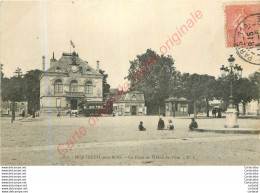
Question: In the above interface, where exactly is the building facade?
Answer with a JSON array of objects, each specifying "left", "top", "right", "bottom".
[
  {"left": 40, "top": 52, "right": 103, "bottom": 114},
  {"left": 112, "top": 91, "right": 146, "bottom": 116},
  {"left": 1, "top": 101, "right": 28, "bottom": 117},
  {"left": 165, "top": 97, "right": 189, "bottom": 117}
]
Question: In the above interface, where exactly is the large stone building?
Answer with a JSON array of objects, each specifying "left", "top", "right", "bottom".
[{"left": 40, "top": 52, "right": 103, "bottom": 114}]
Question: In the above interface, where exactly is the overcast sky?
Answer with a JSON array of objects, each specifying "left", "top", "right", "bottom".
[{"left": 1, "top": 0, "right": 259, "bottom": 88}]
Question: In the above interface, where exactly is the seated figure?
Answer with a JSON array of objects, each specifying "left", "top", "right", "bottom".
[
  {"left": 189, "top": 118, "right": 198, "bottom": 131},
  {"left": 139, "top": 121, "right": 146, "bottom": 131},
  {"left": 167, "top": 120, "right": 174, "bottom": 130}
]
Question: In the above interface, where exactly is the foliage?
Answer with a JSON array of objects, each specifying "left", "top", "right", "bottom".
[
  {"left": 23, "top": 69, "right": 42, "bottom": 113},
  {"left": 126, "top": 49, "right": 176, "bottom": 115},
  {"left": 176, "top": 73, "right": 217, "bottom": 117},
  {"left": 99, "top": 69, "right": 111, "bottom": 100}
]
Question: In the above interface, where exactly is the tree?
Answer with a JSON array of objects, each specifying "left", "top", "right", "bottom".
[
  {"left": 200, "top": 75, "right": 216, "bottom": 117},
  {"left": 125, "top": 49, "right": 176, "bottom": 115},
  {"left": 99, "top": 69, "right": 110, "bottom": 100},
  {"left": 0, "top": 64, "right": 4, "bottom": 80},
  {"left": 215, "top": 73, "right": 259, "bottom": 115},
  {"left": 249, "top": 71, "right": 260, "bottom": 102},
  {"left": 14, "top": 67, "right": 23, "bottom": 77},
  {"left": 23, "top": 70, "right": 42, "bottom": 114},
  {"left": 5, "top": 76, "right": 25, "bottom": 102},
  {"left": 235, "top": 78, "right": 258, "bottom": 115},
  {"left": 177, "top": 73, "right": 217, "bottom": 118}
]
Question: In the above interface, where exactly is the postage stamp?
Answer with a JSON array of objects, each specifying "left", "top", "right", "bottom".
[{"left": 225, "top": 4, "right": 260, "bottom": 65}]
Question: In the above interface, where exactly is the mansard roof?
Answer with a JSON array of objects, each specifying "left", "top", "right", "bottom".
[{"left": 45, "top": 52, "right": 102, "bottom": 76}]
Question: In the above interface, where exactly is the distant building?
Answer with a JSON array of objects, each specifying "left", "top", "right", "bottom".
[
  {"left": 40, "top": 52, "right": 103, "bottom": 114},
  {"left": 165, "top": 97, "right": 189, "bottom": 117},
  {"left": 112, "top": 90, "right": 146, "bottom": 116},
  {"left": 1, "top": 101, "right": 28, "bottom": 117}
]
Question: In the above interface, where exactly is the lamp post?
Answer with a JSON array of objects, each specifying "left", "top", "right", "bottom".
[{"left": 220, "top": 55, "right": 243, "bottom": 128}]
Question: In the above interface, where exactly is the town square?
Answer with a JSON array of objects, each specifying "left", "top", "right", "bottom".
[
  {"left": 1, "top": 1, "right": 260, "bottom": 166},
  {"left": 1, "top": 114, "right": 259, "bottom": 165}
]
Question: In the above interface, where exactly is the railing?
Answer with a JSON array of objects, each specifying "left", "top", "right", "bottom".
[{"left": 65, "top": 91, "right": 85, "bottom": 97}]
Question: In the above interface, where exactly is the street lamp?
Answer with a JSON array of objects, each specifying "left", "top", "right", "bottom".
[{"left": 220, "top": 55, "right": 243, "bottom": 128}]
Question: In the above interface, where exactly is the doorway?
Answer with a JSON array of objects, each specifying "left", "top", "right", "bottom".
[
  {"left": 71, "top": 99, "right": 78, "bottom": 110},
  {"left": 131, "top": 106, "right": 137, "bottom": 115}
]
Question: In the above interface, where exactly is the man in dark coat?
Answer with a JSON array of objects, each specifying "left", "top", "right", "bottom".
[
  {"left": 139, "top": 121, "right": 146, "bottom": 131},
  {"left": 157, "top": 117, "right": 165, "bottom": 130}
]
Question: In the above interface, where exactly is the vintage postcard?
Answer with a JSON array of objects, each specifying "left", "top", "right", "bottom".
[{"left": 0, "top": 0, "right": 259, "bottom": 166}]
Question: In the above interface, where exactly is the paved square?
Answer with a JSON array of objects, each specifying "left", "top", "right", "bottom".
[{"left": 1, "top": 116, "right": 260, "bottom": 165}]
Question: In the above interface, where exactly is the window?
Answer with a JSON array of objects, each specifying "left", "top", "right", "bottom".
[
  {"left": 70, "top": 80, "right": 78, "bottom": 92},
  {"left": 56, "top": 67, "right": 62, "bottom": 72},
  {"left": 54, "top": 79, "right": 63, "bottom": 94},
  {"left": 132, "top": 95, "right": 136, "bottom": 100},
  {"left": 125, "top": 106, "right": 130, "bottom": 112},
  {"left": 56, "top": 98, "right": 61, "bottom": 108},
  {"left": 85, "top": 81, "right": 93, "bottom": 94},
  {"left": 86, "top": 68, "right": 92, "bottom": 74}
]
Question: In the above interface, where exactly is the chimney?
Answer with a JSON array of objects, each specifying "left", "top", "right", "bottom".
[
  {"left": 96, "top": 60, "right": 99, "bottom": 71},
  {"left": 42, "top": 55, "right": 45, "bottom": 71},
  {"left": 50, "top": 52, "right": 57, "bottom": 66}
]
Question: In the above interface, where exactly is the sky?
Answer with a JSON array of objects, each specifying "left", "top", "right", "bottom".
[{"left": 0, "top": 0, "right": 259, "bottom": 88}]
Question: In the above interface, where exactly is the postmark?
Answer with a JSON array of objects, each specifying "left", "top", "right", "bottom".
[{"left": 234, "top": 13, "right": 260, "bottom": 65}]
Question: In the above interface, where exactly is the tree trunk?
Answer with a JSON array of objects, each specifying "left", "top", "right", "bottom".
[
  {"left": 206, "top": 98, "right": 209, "bottom": 117},
  {"left": 194, "top": 100, "right": 197, "bottom": 118},
  {"left": 242, "top": 102, "right": 246, "bottom": 115},
  {"left": 236, "top": 104, "right": 240, "bottom": 117}
]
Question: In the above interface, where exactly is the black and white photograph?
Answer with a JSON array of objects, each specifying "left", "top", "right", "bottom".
[{"left": 1, "top": 0, "right": 259, "bottom": 168}]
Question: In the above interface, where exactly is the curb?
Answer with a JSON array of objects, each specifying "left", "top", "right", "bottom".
[{"left": 194, "top": 128, "right": 260, "bottom": 134}]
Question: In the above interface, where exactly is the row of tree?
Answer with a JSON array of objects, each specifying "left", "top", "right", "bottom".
[
  {"left": 1, "top": 66, "right": 42, "bottom": 114},
  {"left": 126, "top": 49, "right": 259, "bottom": 116},
  {"left": 1, "top": 49, "right": 259, "bottom": 117}
]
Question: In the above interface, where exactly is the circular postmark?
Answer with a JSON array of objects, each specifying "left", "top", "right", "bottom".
[{"left": 234, "top": 13, "right": 260, "bottom": 65}]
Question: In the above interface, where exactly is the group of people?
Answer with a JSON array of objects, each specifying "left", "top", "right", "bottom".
[
  {"left": 138, "top": 117, "right": 198, "bottom": 132},
  {"left": 212, "top": 108, "right": 222, "bottom": 118}
]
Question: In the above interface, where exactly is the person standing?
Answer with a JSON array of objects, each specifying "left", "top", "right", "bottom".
[
  {"left": 212, "top": 108, "right": 216, "bottom": 118},
  {"left": 32, "top": 108, "right": 35, "bottom": 118},
  {"left": 57, "top": 109, "right": 60, "bottom": 118},
  {"left": 22, "top": 109, "right": 25, "bottom": 118},
  {"left": 11, "top": 102, "right": 15, "bottom": 123},
  {"left": 157, "top": 116, "right": 165, "bottom": 130}
]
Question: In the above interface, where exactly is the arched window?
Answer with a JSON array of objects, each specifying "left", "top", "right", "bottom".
[
  {"left": 132, "top": 95, "right": 136, "bottom": 100},
  {"left": 85, "top": 68, "right": 92, "bottom": 74},
  {"left": 56, "top": 67, "right": 62, "bottom": 72},
  {"left": 54, "top": 79, "right": 63, "bottom": 94},
  {"left": 85, "top": 81, "right": 93, "bottom": 94},
  {"left": 70, "top": 80, "right": 78, "bottom": 92}
]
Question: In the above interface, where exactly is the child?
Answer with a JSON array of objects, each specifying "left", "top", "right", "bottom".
[
  {"left": 139, "top": 121, "right": 146, "bottom": 131},
  {"left": 189, "top": 118, "right": 198, "bottom": 131},
  {"left": 167, "top": 119, "right": 174, "bottom": 130}
]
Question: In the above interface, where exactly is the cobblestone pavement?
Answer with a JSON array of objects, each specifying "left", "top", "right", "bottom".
[{"left": 1, "top": 116, "right": 260, "bottom": 165}]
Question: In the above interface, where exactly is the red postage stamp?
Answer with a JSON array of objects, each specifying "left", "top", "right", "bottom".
[
  {"left": 225, "top": 4, "right": 260, "bottom": 65},
  {"left": 225, "top": 4, "right": 260, "bottom": 48}
]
